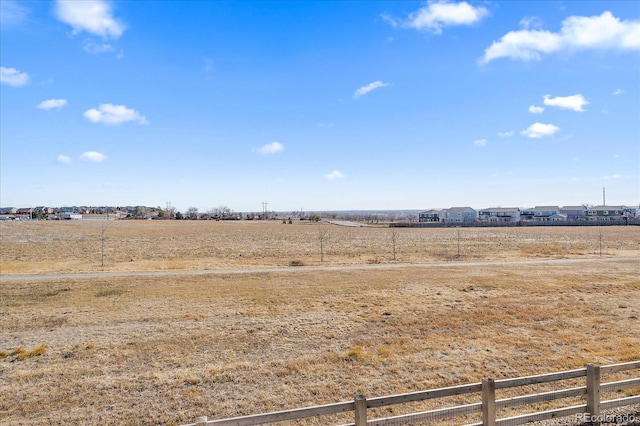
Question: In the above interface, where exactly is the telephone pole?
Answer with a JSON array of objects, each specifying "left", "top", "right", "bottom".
[{"left": 262, "top": 201, "right": 268, "bottom": 220}]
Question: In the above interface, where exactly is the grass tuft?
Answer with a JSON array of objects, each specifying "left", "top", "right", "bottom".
[
  {"left": 95, "top": 289, "right": 126, "bottom": 297},
  {"left": 10, "top": 344, "right": 47, "bottom": 361}
]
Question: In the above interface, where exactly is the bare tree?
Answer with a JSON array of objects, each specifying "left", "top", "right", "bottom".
[
  {"left": 318, "top": 225, "right": 329, "bottom": 262},
  {"left": 390, "top": 227, "right": 398, "bottom": 261},
  {"left": 186, "top": 207, "right": 199, "bottom": 220},
  {"left": 100, "top": 220, "right": 116, "bottom": 267},
  {"left": 210, "top": 205, "right": 233, "bottom": 219}
]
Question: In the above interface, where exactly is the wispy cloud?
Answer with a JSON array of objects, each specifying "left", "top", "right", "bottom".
[
  {"left": 55, "top": 0, "right": 126, "bottom": 39},
  {"left": 79, "top": 151, "right": 108, "bottom": 162},
  {"left": 0, "top": 67, "right": 29, "bottom": 87},
  {"left": 37, "top": 99, "right": 68, "bottom": 110},
  {"left": 84, "top": 104, "right": 147, "bottom": 125},
  {"left": 603, "top": 174, "right": 632, "bottom": 180},
  {"left": 203, "top": 57, "right": 215, "bottom": 73},
  {"left": 498, "top": 130, "right": 515, "bottom": 137},
  {"left": 473, "top": 139, "right": 487, "bottom": 147},
  {"left": 57, "top": 155, "right": 72, "bottom": 164},
  {"left": 83, "top": 40, "right": 115, "bottom": 54},
  {"left": 482, "top": 11, "right": 640, "bottom": 63},
  {"left": 324, "top": 170, "right": 345, "bottom": 180},
  {"left": 256, "top": 142, "right": 284, "bottom": 155},
  {"left": 519, "top": 16, "right": 543, "bottom": 30},
  {"left": 1, "top": 1, "right": 30, "bottom": 27},
  {"left": 353, "top": 81, "right": 389, "bottom": 99},
  {"left": 613, "top": 89, "right": 625, "bottom": 96},
  {"left": 385, "top": 1, "right": 489, "bottom": 34},
  {"left": 528, "top": 105, "right": 544, "bottom": 114},
  {"left": 521, "top": 122, "right": 560, "bottom": 138},
  {"left": 543, "top": 94, "right": 589, "bottom": 112}
]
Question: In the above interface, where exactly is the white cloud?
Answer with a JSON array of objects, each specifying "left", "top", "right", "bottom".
[
  {"left": 498, "top": 130, "right": 515, "bottom": 137},
  {"left": 543, "top": 94, "right": 589, "bottom": 112},
  {"left": 324, "top": 170, "right": 345, "bottom": 180},
  {"left": 528, "top": 105, "right": 545, "bottom": 114},
  {"left": 403, "top": 1, "right": 489, "bottom": 34},
  {"left": 353, "top": 81, "right": 389, "bottom": 99},
  {"left": 55, "top": 0, "right": 125, "bottom": 39},
  {"left": 79, "top": 151, "right": 108, "bottom": 162},
  {"left": 37, "top": 99, "right": 68, "bottom": 110},
  {"left": 473, "top": 139, "right": 487, "bottom": 147},
  {"left": 57, "top": 155, "right": 72, "bottom": 164},
  {"left": 521, "top": 122, "right": 560, "bottom": 138},
  {"left": 482, "top": 11, "right": 640, "bottom": 63},
  {"left": 84, "top": 104, "right": 147, "bottom": 125},
  {"left": 0, "top": 67, "right": 29, "bottom": 87},
  {"left": 613, "top": 89, "right": 625, "bottom": 96},
  {"left": 256, "top": 142, "right": 284, "bottom": 155}
]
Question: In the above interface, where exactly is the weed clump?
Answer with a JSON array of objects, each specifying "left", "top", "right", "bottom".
[
  {"left": 7, "top": 344, "right": 47, "bottom": 361},
  {"left": 289, "top": 259, "right": 305, "bottom": 267}
]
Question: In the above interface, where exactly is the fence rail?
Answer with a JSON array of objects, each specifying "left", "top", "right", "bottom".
[{"left": 185, "top": 361, "right": 639, "bottom": 426}]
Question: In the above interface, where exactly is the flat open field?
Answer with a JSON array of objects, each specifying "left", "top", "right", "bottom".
[
  {"left": 1, "top": 222, "right": 639, "bottom": 425},
  {"left": 1, "top": 220, "right": 638, "bottom": 274}
]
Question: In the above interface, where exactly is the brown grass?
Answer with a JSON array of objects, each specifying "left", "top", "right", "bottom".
[
  {"left": 0, "top": 222, "right": 638, "bottom": 425},
  {"left": 1, "top": 221, "right": 638, "bottom": 275}
]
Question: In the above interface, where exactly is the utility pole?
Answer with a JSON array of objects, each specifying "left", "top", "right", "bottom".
[
  {"left": 602, "top": 187, "right": 606, "bottom": 206},
  {"left": 262, "top": 201, "right": 268, "bottom": 220}
]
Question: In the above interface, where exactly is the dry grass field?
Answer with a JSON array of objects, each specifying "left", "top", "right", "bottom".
[
  {"left": 1, "top": 221, "right": 639, "bottom": 425},
  {"left": 1, "top": 220, "right": 638, "bottom": 274}
]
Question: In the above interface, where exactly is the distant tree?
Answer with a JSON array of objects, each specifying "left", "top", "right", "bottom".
[
  {"left": 186, "top": 207, "right": 199, "bottom": 220},
  {"left": 100, "top": 220, "right": 116, "bottom": 267},
  {"left": 210, "top": 205, "right": 233, "bottom": 219},
  {"left": 175, "top": 211, "right": 183, "bottom": 220},
  {"left": 390, "top": 227, "right": 398, "bottom": 261},
  {"left": 134, "top": 206, "right": 149, "bottom": 219},
  {"left": 318, "top": 225, "right": 329, "bottom": 262}
]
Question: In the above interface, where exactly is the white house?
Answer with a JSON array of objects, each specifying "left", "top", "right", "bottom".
[
  {"left": 560, "top": 206, "right": 587, "bottom": 220},
  {"left": 478, "top": 208, "right": 520, "bottom": 223},
  {"left": 440, "top": 207, "right": 477, "bottom": 224}
]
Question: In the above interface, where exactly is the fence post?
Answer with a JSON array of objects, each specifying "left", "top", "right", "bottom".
[
  {"left": 195, "top": 416, "right": 208, "bottom": 426},
  {"left": 586, "top": 363, "right": 601, "bottom": 418},
  {"left": 355, "top": 394, "right": 367, "bottom": 426},
  {"left": 482, "top": 378, "right": 496, "bottom": 426}
]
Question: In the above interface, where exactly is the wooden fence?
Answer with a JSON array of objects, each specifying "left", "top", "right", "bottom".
[{"left": 185, "top": 360, "right": 639, "bottom": 426}]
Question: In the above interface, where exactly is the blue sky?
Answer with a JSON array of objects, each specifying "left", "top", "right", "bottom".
[{"left": 1, "top": 1, "right": 639, "bottom": 213}]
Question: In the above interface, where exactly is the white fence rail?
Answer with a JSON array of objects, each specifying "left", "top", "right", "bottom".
[{"left": 185, "top": 361, "right": 640, "bottom": 426}]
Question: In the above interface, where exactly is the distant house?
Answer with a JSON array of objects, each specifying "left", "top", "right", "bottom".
[
  {"left": 440, "top": 207, "right": 477, "bottom": 224},
  {"left": 560, "top": 206, "right": 587, "bottom": 220},
  {"left": 622, "top": 206, "right": 639, "bottom": 218},
  {"left": 16, "top": 208, "right": 33, "bottom": 217},
  {"left": 520, "top": 206, "right": 560, "bottom": 222},
  {"left": 34, "top": 206, "right": 53, "bottom": 215},
  {"left": 549, "top": 213, "right": 568, "bottom": 222},
  {"left": 0, "top": 207, "right": 17, "bottom": 215},
  {"left": 60, "top": 213, "right": 83, "bottom": 220},
  {"left": 586, "top": 206, "right": 626, "bottom": 221},
  {"left": 478, "top": 208, "right": 520, "bottom": 223},
  {"left": 418, "top": 209, "right": 441, "bottom": 222}
]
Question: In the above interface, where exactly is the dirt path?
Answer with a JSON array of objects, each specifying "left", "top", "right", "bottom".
[{"left": 1, "top": 256, "right": 637, "bottom": 282}]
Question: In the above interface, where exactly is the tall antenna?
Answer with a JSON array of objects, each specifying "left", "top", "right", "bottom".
[
  {"left": 602, "top": 187, "right": 606, "bottom": 206},
  {"left": 262, "top": 201, "right": 268, "bottom": 220}
]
